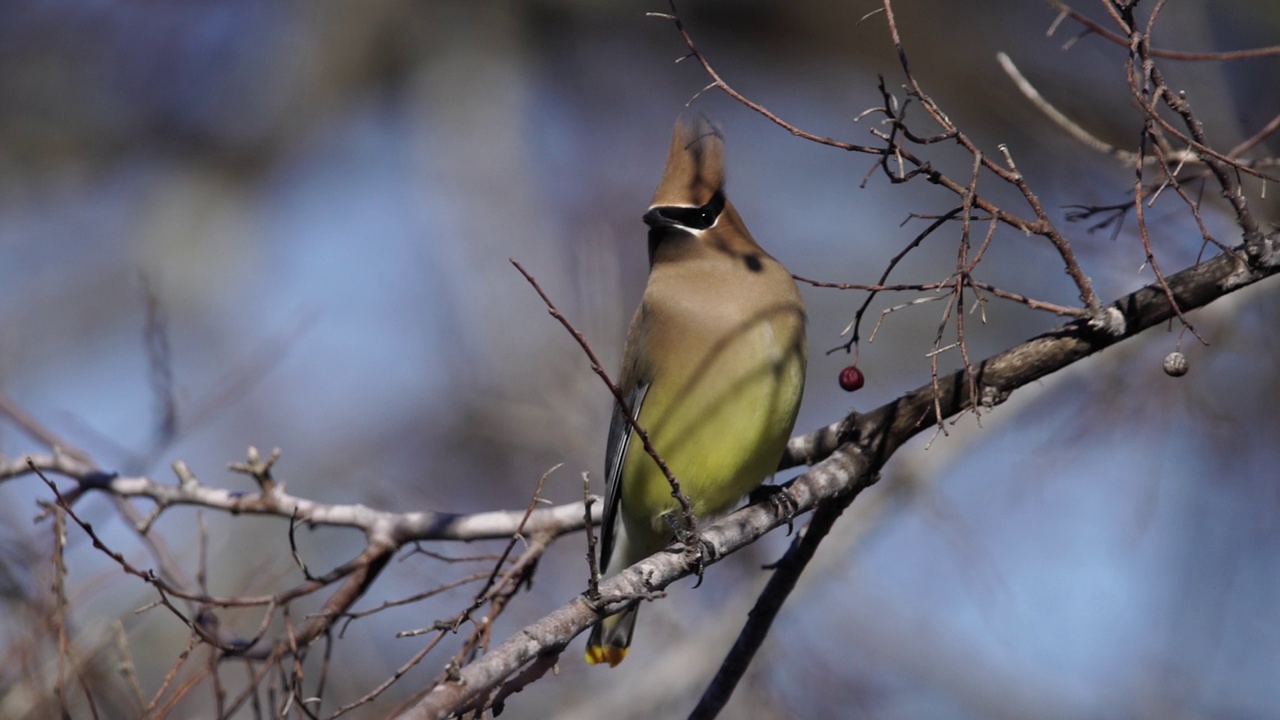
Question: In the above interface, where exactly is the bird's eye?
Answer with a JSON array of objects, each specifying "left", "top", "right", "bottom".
[{"left": 699, "top": 191, "right": 725, "bottom": 229}]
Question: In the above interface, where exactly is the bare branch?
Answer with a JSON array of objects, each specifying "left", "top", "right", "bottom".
[
  {"left": 401, "top": 236, "right": 1280, "bottom": 718},
  {"left": 4, "top": 453, "right": 595, "bottom": 545},
  {"left": 1045, "top": 0, "right": 1280, "bottom": 61}
]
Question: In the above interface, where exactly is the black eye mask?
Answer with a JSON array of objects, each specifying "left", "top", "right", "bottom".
[{"left": 648, "top": 190, "right": 725, "bottom": 231}]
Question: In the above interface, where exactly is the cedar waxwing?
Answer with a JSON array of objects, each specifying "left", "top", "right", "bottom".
[{"left": 585, "top": 116, "right": 808, "bottom": 666}]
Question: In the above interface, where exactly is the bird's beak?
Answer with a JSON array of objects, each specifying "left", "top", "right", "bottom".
[{"left": 642, "top": 207, "right": 671, "bottom": 228}]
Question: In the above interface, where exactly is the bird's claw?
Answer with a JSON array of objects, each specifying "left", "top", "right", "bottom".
[{"left": 749, "top": 483, "right": 798, "bottom": 535}]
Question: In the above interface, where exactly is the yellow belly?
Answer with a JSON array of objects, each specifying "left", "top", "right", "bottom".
[{"left": 620, "top": 319, "right": 805, "bottom": 535}]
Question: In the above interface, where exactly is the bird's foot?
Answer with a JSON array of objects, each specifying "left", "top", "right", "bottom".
[
  {"left": 663, "top": 510, "right": 715, "bottom": 588},
  {"left": 749, "top": 483, "right": 798, "bottom": 535}
]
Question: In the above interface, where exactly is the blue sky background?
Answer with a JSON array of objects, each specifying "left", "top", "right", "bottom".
[{"left": 1, "top": 2, "right": 1278, "bottom": 718}]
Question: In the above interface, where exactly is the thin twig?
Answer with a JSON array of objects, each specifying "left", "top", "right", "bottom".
[
  {"left": 509, "top": 259, "right": 701, "bottom": 553},
  {"left": 1045, "top": 0, "right": 1280, "bottom": 61}
]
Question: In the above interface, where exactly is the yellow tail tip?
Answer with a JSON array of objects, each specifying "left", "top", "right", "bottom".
[{"left": 585, "top": 645, "right": 627, "bottom": 667}]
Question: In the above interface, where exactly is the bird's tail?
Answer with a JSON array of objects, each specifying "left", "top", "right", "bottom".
[{"left": 585, "top": 605, "right": 639, "bottom": 667}]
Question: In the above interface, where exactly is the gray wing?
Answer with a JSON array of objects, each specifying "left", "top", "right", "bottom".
[{"left": 598, "top": 381, "right": 649, "bottom": 573}]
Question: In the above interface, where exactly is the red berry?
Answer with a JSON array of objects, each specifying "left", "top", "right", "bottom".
[{"left": 839, "top": 365, "right": 865, "bottom": 391}]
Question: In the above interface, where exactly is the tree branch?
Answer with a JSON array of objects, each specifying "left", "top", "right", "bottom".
[{"left": 399, "top": 236, "right": 1279, "bottom": 718}]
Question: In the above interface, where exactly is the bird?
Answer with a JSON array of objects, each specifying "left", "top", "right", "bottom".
[{"left": 585, "top": 115, "right": 808, "bottom": 667}]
